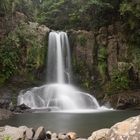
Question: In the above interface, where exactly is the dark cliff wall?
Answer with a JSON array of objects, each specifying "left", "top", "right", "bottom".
[{"left": 69, "top": 23, "right": 140, "bottom": 96}]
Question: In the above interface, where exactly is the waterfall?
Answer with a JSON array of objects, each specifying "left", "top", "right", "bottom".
[
  {"left": 47, "top": 32, "right": 71, "bottom": 83},
  {"left": 18, "top": 31, "right": 111, "bottom": 112}
]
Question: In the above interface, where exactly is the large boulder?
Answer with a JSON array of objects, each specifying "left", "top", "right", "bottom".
[
  {"left": 0, "top": 126, "right": 26, "bottom": 140},
  {"left": 107, "top": 115, "right": 140, "bottom": 140},
  {"left": 34, "top": 126, "right": 46, "bottom": 140},
  {"left": 88, "top": 129, "right": 109, "bottom": 140},
  {"left": 19, "top": 126, "right": 35, "bottom": 139}
]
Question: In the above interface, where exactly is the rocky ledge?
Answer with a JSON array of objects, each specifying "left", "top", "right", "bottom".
[
  {"left": 104, "top": 90, "right": 140, "bottom": 110},
  {"left": 0, "top": 115, "right": 140, "bottom": 140}
]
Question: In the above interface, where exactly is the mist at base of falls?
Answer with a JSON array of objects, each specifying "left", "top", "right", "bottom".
[{"left": 18, "top": 31, "right": 112, "bottom": 112}]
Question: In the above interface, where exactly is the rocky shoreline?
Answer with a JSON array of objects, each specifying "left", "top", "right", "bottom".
[
  {"left": 0, "top": 115, "right": 140, "bottom": 140},
  {"left": 0, "top": 109, "right": 12, "bottom": 121}
]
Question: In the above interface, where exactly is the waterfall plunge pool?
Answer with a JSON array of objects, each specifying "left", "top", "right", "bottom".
[{"left": 0, "top": 110, "right": 139, "bottom": 137}]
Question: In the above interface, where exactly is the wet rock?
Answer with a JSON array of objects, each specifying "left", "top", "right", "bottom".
[
  {"left": 18, "top": 126, "right": 35, "bottom": 139},
  {"left": 34, "top": 126, "right": 46, "bottom": 140},
  {"left": 58, "top": 133, "right": 68, "bottom": 140},
  {"left": 67, "top": 132, "right": 77, "bottom": 140},
  {"left": 13, "top": 103, "right": 31, "bottom": 113},
  {"left": 104, "top": 91, "right": 140, "bottom": 109},
  {"left": 88, "top": 129, "right": 109, "bottom": 140},
  {"left": 18, "top": 103, "right": 31, "bottom": 110},
  {"left": 52, "top": 133, "right": 58, "bottom": 139},
  {"left": 107, "top": 115, "right": 140, "bottom": 140},
  {"left": 116, "top": 94, "right": 140, "bottom": 110},
  {"left": 46, "top": 131, "right": 52, "bottom": 139}
]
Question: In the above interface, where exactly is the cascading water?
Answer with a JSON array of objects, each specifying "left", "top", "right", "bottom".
[{"left": 18, "top": 31, "right": 110, "bottom": 112}]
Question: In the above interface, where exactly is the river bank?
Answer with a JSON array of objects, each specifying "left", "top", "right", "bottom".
[{"left": 0, "top": 109, "right": 12, "bottom": 121}]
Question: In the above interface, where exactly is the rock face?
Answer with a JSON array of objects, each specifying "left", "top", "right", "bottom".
[
  {"left": 69, "top": 24, "right": 140, "bottom": 95},
  {"left": 107, "top": 38, "right": 118, "bottom": 78},
  {"left": 69, "top": 30, "right": 96, "bottom": 90},
  {"left": 104, "top": 91, "right": 140, "bottom": 109}
]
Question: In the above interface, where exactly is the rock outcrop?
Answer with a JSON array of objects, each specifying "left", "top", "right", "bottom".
[
  {"left": 107, "top": 115, "right": 140, "bottom": 140},
  {"left": 104, "top": 91, "right": 140, "bottom": 109},
  {"left": 68, "top": 24, "right": 140, "bottom": 108},
  {"left": 88, "top": 115, "right": 140, "bottom": 140}
]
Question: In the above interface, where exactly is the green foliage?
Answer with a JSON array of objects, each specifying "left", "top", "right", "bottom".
[
  {"left": 72, "top": 59, "right": 93, "bottom": 90},
  {"left": 77, "top": 35, "right": 87, "bottom": 46},
  {"left": 109, "top": 69, "right": 129, "bottom": 92},
  {"left": 128, "top": 45, "right": 140, "bottom": 70},
  {"left": 3, "top": 135, "right": 12, "bottom": 140},
  {"left": 98, "top": 46, "right": 107, "bottom": 83},
  {"left": 0, "top": 32, "right": 20, "bottom": 81},
  {"left": 0, "top": 21, "right": 46, "bottom": 84},
  {"left": 36, "top": 0, "right": 118, "bottom": 29},
  {"left": 120, "top": 1, "right": 140, "bottom": 45}
]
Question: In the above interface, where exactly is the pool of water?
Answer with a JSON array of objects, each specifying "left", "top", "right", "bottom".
[{"left": 0, "top": 110, "right": 139, "bottom": 137}]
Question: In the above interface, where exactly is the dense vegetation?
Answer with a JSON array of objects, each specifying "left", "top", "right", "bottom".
[{"left": 0, "top": 0, "right": 140, "bottom": 93}]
